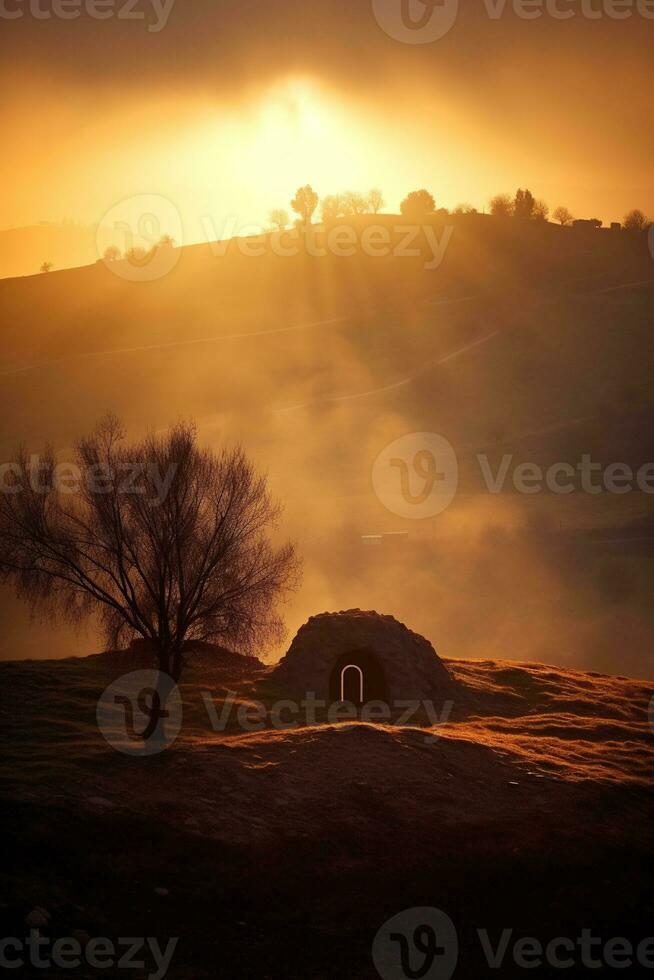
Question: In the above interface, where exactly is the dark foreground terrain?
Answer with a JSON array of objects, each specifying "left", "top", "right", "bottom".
[{"left": 1, "top": 647, "right": 653, "bottom": 978}]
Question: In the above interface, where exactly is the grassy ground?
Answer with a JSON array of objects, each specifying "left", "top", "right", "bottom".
[{"left": 2, "top": 648, "right": 653, "bottom": 977}]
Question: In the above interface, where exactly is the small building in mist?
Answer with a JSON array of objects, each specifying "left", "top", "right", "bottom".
[
  {"left": 573, "top": 218, "right": 602, "bottom": 230},
  {"left": 271, "top": 609, "right": 452, "bottom": 707}
]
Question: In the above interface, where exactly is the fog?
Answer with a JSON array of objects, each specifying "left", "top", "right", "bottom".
[{"left": 1, "top": 228, "right": 652, "bottom": 677}]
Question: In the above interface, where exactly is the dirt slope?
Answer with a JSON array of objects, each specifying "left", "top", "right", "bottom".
[{"left": 1, "top": 651, "right": 653, "bottom": 977}]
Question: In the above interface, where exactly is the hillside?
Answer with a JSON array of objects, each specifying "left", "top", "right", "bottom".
[
  {"left": 1, "top": 217, "right": 654, "bottom": 675},
  {"left": 1, "top": 648, "right": 653, "bottom": 978},
  {"left": 0, "top": 223, "right": 100, "bottom": 281}
]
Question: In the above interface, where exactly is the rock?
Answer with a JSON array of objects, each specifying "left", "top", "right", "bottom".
[
  {"left": 25, "top": 907, "right": 50, "bottom": 928},
  {"left": 271, "top": 609, "right": 453, "bottom": 703}
]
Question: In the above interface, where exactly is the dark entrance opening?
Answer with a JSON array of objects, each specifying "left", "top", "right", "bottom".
[{"left": 328, "top": 649, "right": 388, "bottom": 707}]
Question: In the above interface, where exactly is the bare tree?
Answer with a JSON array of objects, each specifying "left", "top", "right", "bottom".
[
  {"left": 623, "top": 209, "right": 648, "bottom": 233},
  {"left": 269, "top": 209, "right": 290, "bottom": 232},
  {"left": 489, "top": 194, "right": 513, "bottom": 218},
  {"left": 553, "top": 206, "right": 574, "bottom": 226},
  {"left": 514, "top": 188, "right": 536, "bottom": 220},
  {"left": 320, "top": 195, "right": 344, "bottom": 223},
  {"left": 367, "top": 188, "right": 385, "bottom": 214},
  {"left": 0, "top": 418, "right": 300, "bottom": 730},
  {"left": 290, "top": 185, "right": 319, "bottom": 225},
  {"left": 40, "top": 262, "right": 53, "bottom": 273},
  {"left": 342, "top": 191, "right": 367, "bottom": 216},
  {"left": 532, "top": 199, "right": 549, "bottom": 222}
]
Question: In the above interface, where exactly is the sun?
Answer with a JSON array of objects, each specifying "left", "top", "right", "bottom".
[
  {"left": 238, "top": 77, "right": 373, "bottom": 203},
  {"left": 144, "top": 76, "right": 393, "bottom": 240},
  {"left": 260, "top": 78, "right": 329, "bottom": 141}
]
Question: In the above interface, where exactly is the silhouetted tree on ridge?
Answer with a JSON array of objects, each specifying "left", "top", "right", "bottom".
[
  {"left": 489, "top": 194, "right": 513, "bottom": 218},
  {"left": 513, "top": 188, "right": 536, "bottom": 220},
  {"left": 319, "top": 189, "right": 385, "bottom": 221},
  {"left": 291, "top": 185, "right": 319, "bottom": 225},
  {"left": 489, "top": 189, "right": 552, "bottom": 222},
  {"left": 553, "top": 206, "right": 574, "bottom": 226},
  {"left": 400, "top": 189, "right": 435, "bottom": 219},
  {"left": 320, "top": 195, "right": 343, "bottom": 222},
  {"left": 342, "top": 191, "right": 367, "bottom": 215},
  {"left": 368, "top": 188, "right": 385, "bottom": 214},
  {"left": 269, "top": 208, "right": 290, "bottom": 232},
  {"left": 623, "top": 209, "right": 649, "bottom": 233},
  {"left": 532, "top": 199, "right": 549, "bottom": 221}
]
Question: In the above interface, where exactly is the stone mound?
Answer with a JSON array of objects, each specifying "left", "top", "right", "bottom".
[{"left": 272, "top": 609, "right": 453, "bottom": 702}]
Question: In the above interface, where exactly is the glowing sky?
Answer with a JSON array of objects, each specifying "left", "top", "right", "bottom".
[{"left": 1, "top": 0, "right": 652, "bottom": 233}]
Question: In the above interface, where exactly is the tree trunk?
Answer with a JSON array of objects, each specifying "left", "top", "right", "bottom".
[
  {"left": 171, "top": 645, "right": 184, "bottom": 683},
  {"left": 136, "top": 648, "right": 178, "bottom": 743}
]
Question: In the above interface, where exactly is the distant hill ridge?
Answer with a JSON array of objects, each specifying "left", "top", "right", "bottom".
[{"left": 0, "top": 222, "right": 99, "bottom": 280}]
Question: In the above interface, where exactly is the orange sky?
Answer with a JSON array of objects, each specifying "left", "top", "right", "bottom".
[{"left": 1, "top": 1, "right": 653, "bottom": 233}]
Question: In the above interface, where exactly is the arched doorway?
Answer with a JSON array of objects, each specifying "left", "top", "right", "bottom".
[
  {"left": 340, "top": 664, "right": 364, "bottom": 703},
  {"left": 328, "top": 649, "right": 388, "bottom": 706}
]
